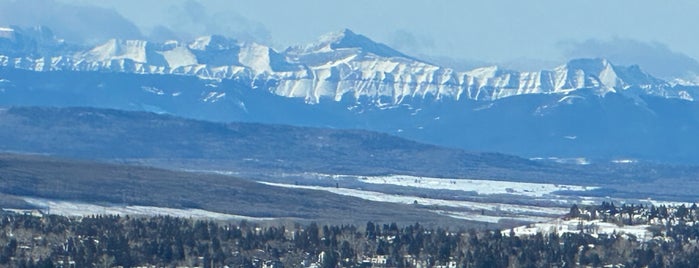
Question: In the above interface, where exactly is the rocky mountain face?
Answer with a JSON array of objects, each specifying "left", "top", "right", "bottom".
[
  {"left": 1, "top": 27, "right": 695, "bottom": 103},
  {"left": 1, "top": 26, "right": 699, "bottom": 163}
]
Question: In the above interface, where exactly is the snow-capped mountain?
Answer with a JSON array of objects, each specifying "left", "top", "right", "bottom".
[
  {"left": 2, "top": 26, "right": 699, "bottom": 164},
  {"left": 0, "top": 26, "right": 694, "bottom": 105}
]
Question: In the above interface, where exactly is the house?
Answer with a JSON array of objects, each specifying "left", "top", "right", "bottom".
[{"left": 370, "top": 255, "right": 388, "bottom": 265}]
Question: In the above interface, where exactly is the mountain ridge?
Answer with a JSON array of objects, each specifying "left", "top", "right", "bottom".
[
  {"left": 0, "top": 26, "right": 694, "bottom": 105},
  {"left": 4, "top": 105, "right": 699, "bottom": 185},
  {"left": 0, "top": 105, "right": 559, "bottom": 180},
  {"left": 2, "top": 27, "right": 699, "bottom": 164}
]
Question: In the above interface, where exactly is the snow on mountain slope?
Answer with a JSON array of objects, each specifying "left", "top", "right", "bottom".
[
  {"left": 157, "top": 42, "right": 198, "bottom": 68},
  {"left": 0, "top": 26, "right": 693, "bottom": 104},
  {"left": 286, "top": 29, "right": 413, "bottom": 59},
  {"left": 83, "top": 39, "right": 149, "bottom": 63},
  {"left": 0, "top": 27, "right": 14, "bottom": 39}
]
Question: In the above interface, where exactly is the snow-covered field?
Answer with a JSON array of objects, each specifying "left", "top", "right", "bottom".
[
  {"left": 20, "top": 197, "right": 274, "bottom": 221},
  {"left": 257, "top": 173, "right": 627, "bottom": 225},
  {"left": 260, "top": 173, "right": 689, "bottom": 226},
  {"left": 432, "top": 210, "right": 554, "bottom": 224},
  {"left": 261, "top": 182, "right": 567, "bottom": 223},
  {"left": 505, "top": 218, "right": 652, "bottom": 241},
  {"left": 360, "top": 175, "right": 596, "bottom": 197}
]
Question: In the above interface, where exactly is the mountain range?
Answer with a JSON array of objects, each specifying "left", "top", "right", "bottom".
[
  {"left": 1, "top": 26, "right": 696, "bottom": 102},
  {"left": 1, "top": 26, "right": 699, "bottom": 163}
]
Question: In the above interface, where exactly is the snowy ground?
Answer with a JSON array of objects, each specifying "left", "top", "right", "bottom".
[
  {"left": 359, "top": 174, "right": 596, "bottom": 197},
  {"left": 431, "top": 210, "right": 554, "bottom": 224},
  {"left": 261, "top": 182, "right": 567, "bottom": 224},
  {"left": 258, "top": 173, "right": 689, "bottom": 226},
  {"left": 505, "top": 218, "right": 652, "bottom": 241},
  {"left": 19, "top": 197, "right": 274, "bottom": 221},
  {"left": 14, "top": 169, "right": 686, "bottom": 227}
]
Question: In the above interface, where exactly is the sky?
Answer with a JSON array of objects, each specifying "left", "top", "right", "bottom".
[{"left": 1, "top": 0, "right": 699, "bottom": 77}]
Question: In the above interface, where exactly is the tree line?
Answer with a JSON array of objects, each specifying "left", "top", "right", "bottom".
[{"left": 0, "top": 203, "right": 698, "bottom": 267}]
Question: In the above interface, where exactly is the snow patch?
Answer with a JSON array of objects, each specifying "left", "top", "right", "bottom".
[
  {"left": 358, "top": 174, "right": 595, "bottom": 197},
  {"left": 159, "top": 45, "right": 198, "bottom": 68},
  {"left": 21, "top": 197, "right": 274, "bottom": 221},
  {"left": 202, "top": 91, "right": 226, "bottom": 102},
  {"left": 612, "top": 159, "right": 637, "bottom": 164},
  {"left": 505, "top": 218, "right": 652, "bottom": 241},
  {"left": 532, "top": 157, "right": 590, "bottom": 165},
  {"left": 558, "top": 95, "right": 585, "bottom": 104},
  {"left": 141, "top": 86, "right": 165, "bottom": 95},
  {"left": 678, "top": 90, "right": 694, "bottom": 101}
]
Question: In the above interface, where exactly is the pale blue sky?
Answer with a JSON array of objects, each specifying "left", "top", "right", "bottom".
[{"left": 5, "top": 0, "right": 699, "bottom": 73}]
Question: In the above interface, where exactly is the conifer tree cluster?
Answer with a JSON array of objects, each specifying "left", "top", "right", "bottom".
[{"left": 0, "top": 203, "right": 698, "bottom": 267}]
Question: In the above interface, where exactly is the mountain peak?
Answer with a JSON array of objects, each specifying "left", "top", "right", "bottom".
[
  {"left": 287, "top": 28, "right": 412, "bottom": 59},
  {"left": 316, "top": 28, "right": 359, "bottom": 46},
  {"left": 563, "top": 58, "right": 613, "bottom": 72},
  {"left": 0, "top": 26, "right": 16, "bottom": 39},
  {"left": 188, "top": 35, "right": 238, "bottom": 51},
  {"left": 555, "top": 57, "right": 666, "bottom": 90},
  {"left": 0, "top": 25, "right": 72, "bottom": 57},
  {"left": 82, "top": 38, "right": 150, "bottom": 63}
]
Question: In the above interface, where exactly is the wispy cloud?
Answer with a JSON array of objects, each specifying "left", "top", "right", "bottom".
[
  {"left": 387, "top": 29, "right": 434, "bottom": 55},
  {"left": 559, "top": 38, "right": 699, "bottom": 80},
  {"left": 153, "top": 0, "right": 272, "bottom": 43},
  {"left": 0, "top": 0, "right": 272, "bottom": 45},
  {"left": 0, "top": 0, "right": 143, "bottom": 44}
]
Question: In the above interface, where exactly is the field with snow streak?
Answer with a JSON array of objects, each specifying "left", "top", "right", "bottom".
[
  {"left": 257, "top": 173, "right": 690, "bottom": 227},
  {"left": 360, "top": 174, "right": 596, "bottom": 197},
  {"left": 18, "top": 197, "right": 275, "bottom": 221},
  {"left": 261, "top": 181, "right": 567, "bottom": 222}
]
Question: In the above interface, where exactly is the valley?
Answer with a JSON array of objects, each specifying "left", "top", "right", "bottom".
[
  {"left": 0, "top": 153, "right": 470, "bottom": 226},
  {"left": 1, "top": 2, "right": 699, "bottom": 267},
  {"left": 0, "top": 106, "right": 696, "bottom": 228}
]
